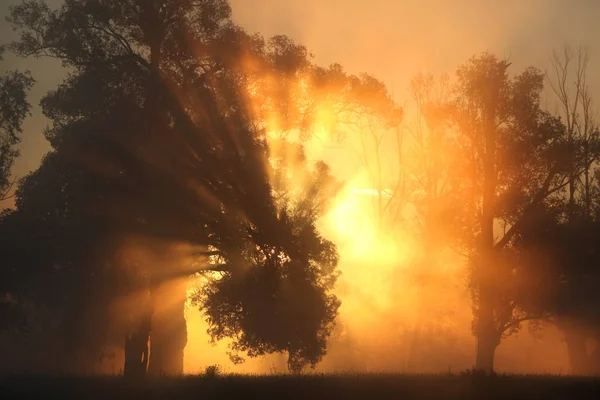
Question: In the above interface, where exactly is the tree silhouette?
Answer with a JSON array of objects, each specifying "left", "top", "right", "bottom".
[
  {"left": 444, "top": 53, "right": 591, "bottom": 373},
  {"left": 542, "top": 45, "right": 600, "bottom": 374},
  {"left": 0, "top": 46, "right": 34, "bottom": 202},
  {"left": 546, "top": 46, "right": 599, "bottom": 217},
  {"left": 0, "top": 45, "right": 34, "bottom": 339},
  {"left": 309, "top": 66, "right": 404, "bottom": 231},
  {"left": 400, "top": 72, "right": 470, "bottom": 371},
  {"left": 496, "top": 46, "right": 600, "bottom": 376},
  {"left": 5, "top": 0, "right": 343, "bottom": 375}
]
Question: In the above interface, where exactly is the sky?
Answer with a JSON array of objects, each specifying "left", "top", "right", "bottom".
[{"left": 1, "top": 0, "right": 599, "bottom": 186}]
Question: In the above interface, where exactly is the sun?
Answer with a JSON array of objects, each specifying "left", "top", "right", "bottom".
[{"left": 319, "top": 179, "right": 413, "bottom": 315}]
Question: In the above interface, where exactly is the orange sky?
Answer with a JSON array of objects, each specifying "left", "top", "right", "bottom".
[{"left": 1, "top": 0, "right": 600, "bottom": 186}]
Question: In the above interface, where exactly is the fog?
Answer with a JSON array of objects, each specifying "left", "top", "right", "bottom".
[{"left": 2, "top": 0, "right": 599, "bottom": 376}]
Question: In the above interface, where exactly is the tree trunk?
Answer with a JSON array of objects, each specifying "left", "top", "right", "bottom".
[
  {"left": 584, "top": 142, "right": 591, "bottom": 215},
  {"left": 147, "top": 279, "right": 188, "bottom": 376},
  {"left": 474, "top": 98, "right": 499, "bottom": 373},
  {"left": 474, "top": 281, "right": 500, "bottom": 374},
  {"left": 588, "top": 341, "right": 600, "bottom": 375},
  {"left": 564, "top": 329, "right": 591, "bottom": 375},
  {"left": 123, "top": 306, "right": 152, "bottom": 379},
  {"left": 124, "top": 331, "right": 150, "bottom": 378},
  {"left": 474, "top": 211, "right": 499, "bottom": 372},
  {"left": 123, "top": 284, "right": 153, "bottom": 379},
  {"left": 474, "top": 318, "right": 499, "bottom": 374}
]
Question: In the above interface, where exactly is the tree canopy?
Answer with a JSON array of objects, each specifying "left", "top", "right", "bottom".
[
  {"left": 0, "top": 46, "right": 34, "bottom": 201},
  {"left": 0, "top": 0, "right": 351, "bottom": 374}
]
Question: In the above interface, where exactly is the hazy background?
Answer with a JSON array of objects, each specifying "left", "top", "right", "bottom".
[{"left": 2, "top": 0, "right": 599, "bottom": 374}]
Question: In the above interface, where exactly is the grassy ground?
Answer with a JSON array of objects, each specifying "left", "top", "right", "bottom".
[{"left": 2, "top": 373, "right": 600, "bottom": 399}]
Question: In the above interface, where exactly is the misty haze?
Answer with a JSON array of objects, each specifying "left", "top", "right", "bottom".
[{"left": 1, "top": 0, "right": 600, "bottom": 398}]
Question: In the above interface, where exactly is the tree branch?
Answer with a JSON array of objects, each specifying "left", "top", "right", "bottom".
[
  {"left": 495, "top": 166, "right": 559, "bottom": 250},
  {"left": 500, "top": 313, "right": 552, "bottom": 335}
]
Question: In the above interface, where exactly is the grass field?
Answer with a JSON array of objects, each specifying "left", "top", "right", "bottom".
[{"left": 2, "top": 373, "right": 600, "bottom": 399}]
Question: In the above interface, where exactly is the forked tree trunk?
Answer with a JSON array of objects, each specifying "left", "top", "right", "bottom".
[{"left": 147, "top": 279, "right": 188, "bottom": 376}]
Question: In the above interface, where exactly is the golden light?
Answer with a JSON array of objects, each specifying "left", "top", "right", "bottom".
[{"left": 177, "top": 52, "right": 569, "bottom": 375}]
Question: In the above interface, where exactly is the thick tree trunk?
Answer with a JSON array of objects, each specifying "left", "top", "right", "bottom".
[
  {"left": 565, "top": 330, "right": 589, "bottom": 375},
  {"left": 474, "top": 236, "right": 500, "bottom": 373},
  {"left": 558, "top": 318, "right": 598, "bottom": 375},
  {"left": 474, "top": 318, "right": 500, "bottom": 374},
  {"left": 474, "top": 280, "right": 500, "bottom": 374},
  {"left": 123, "top": 307, "right": 152, "bottom": 379},
  {"left": 123, "top": 285, "right": 153, "bottom": 379},
  {"left": 475, "top": 338, "right": 498, "bottom": 374},
  {"left": 474, "top": 104, "right": 499, "bottom": 373},
  {"left": 147, "top": 279, "right": 188, "bottom": 376},
  {"left": 124, "top": 331, "right": 150, "bottom": 378},
  {"left": 588, "top": 341, "right": 600, "bottom": 375}
]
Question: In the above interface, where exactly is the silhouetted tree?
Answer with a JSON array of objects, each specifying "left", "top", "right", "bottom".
[
  {"left": 0, "top": 46, "right": 34, "bottom": 202},
  {"left": 308, "top": 66, "right": 404, "bottom": 231},
  {"left": 547, "top": 46, "right": 599, "bottom": 217},
  {"left": 554, "top": 218, "right": 600, "bottom": 375},
  {"left": 446, "top": 53, "right": 591, "bottom": 373},
  {"left": 543, "top": 45, "right": 600, "bottom": 374},
  {"left": 0, "top": 45, "right": 34, "bottom": 337},
  {"left": 0, "top": 147, "right": 139, "bottom": 373},
  {"left": 6, "top": 0, "right": 342, "bottom": 376},
  {"left": 499, "top": 46, "right": 600, "bottom": 376},
  {"left": 507, "top": 202, "right": 600, "bottom": 374},
  {"left": 401, "top": 72, "right": 470, "bottom": 371}
]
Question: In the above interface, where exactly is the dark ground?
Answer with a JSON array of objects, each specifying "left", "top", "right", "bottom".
[{"left": 2, "top": 373, "right": 600, "bottom": 399}]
